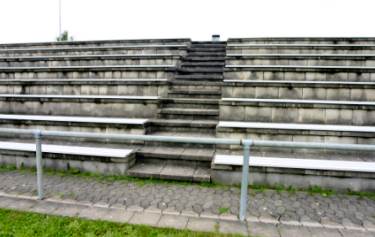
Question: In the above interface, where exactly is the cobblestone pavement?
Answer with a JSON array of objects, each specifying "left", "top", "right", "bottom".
[{"left": 1, "top": 170, "right": 375, "bottom": 234}]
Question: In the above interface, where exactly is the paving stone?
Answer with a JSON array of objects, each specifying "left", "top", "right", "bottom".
[
  {"left": 77, "top": 206, "right": 110, "bottom": 220},
  {"left": 248, "top": 222, "right": 280, "bottom": 237},
  {"left": 102, "top": 209, "right": 134, "bottom": 222},
  {"left": 279, "top": 225, "right": 312, "bottom": 237},
  {"left": 51, "top": 204, "right": 85, "bottom": 217},
  {"left": 308, "top": 227, "right": 343, "bottom": 237},
  {"left": 186, "top": 217, "right": 218, "bottom": 233},
  {"left": 3, "top": 198, "right": 36, "bottom": 210},
  {"left": 29, "top": 201, "right": 59, "bottom": 214},
  {"left": 157, "top": 214, "right": 189, "bottom": 229},
  {"left": 219, "top": 220, "right": 248, "bottom": 236},
  {"left": 340, "top": 229, "right": 375, "bottom": 237},
  {"left": 129, "top": 212, "right": 161, "bottom": 226}
]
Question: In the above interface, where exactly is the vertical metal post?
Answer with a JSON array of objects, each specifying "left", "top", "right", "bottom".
[
  {"left": 59, "top": 0, "right": 62, "bottom": 37},
  {"left": 239, "top": 140, "right": 251, "bottom": 221},
  {"left": 34, "top": 130, "right": 44, "bottom": 200}
]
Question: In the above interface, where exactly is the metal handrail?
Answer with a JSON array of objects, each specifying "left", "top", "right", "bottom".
[{"left": 0, "top": 127, "right": 375, "bottom": 221}]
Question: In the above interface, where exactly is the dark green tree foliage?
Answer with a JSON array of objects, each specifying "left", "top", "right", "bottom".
[{"left": 56, "top": 31, "right": 73, "bottom": 42}]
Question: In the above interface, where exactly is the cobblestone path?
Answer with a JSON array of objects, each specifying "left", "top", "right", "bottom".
[{"left": 1, "top": 170, "right": 375, "bottom": 232}]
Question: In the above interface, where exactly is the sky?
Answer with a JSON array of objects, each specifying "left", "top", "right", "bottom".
[{"left": 0, "top": 0, "right": 374, "bottom": 43}]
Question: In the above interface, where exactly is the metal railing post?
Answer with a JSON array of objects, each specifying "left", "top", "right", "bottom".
[
  {"left": 34, "top": 130, "right": 44, "bottom": 200},
  {"left": 239, "top": 139, "right": 252, "bottom": 221}
]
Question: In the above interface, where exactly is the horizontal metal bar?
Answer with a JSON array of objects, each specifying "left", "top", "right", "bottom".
[
  {"left": 1, "top": 127, "right": 375, "bottom": 151},
  {"left": 252, "top": 140, "right": 375, "bottom": 151},
  {"left": 0, "top": 128, "right": 241, "bottom": 145}
]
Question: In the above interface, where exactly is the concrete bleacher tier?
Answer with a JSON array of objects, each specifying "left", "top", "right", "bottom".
[{"left": 0, "top": 37, "right": 374, "bottom": 190}]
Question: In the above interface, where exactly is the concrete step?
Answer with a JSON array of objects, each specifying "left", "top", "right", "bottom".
[
  {"left": 181, "top": 62, "right": 225, "bottom": 67},
  {"left": 226, "top": 54, "right": 375, "bottom": 67},
  {"left": 187, "top": 52, "right": 226, "bottom": 57},
  {"left": 149, "top": 119, "right": 217, "bottom": 133},
  {"left": 228, "top": 37, "right": 375, "bottom": 45},
  {"left": 175, "top": 74, "right": 223, "bottom": 81},
  {"left": 0, "top": 38, "right": 190, "bottom": 49},
  {"left": 0, "top": 141, "right": 135, "bottom": 175},
  {"left": 224, "top": 65, "right": 375, "bottom": 81},
  {"left": 127, "top": 160, "right": 211, "bottom": 182},
  {"left": 178, "top": 67, "right": 224, "bottom": 74},
  {"left": 162, "top": 99, "right": 219, "bottom": 110},
  {"left": 137, "top": 146, "right": 214, "bottom": 162},
  {"left": 183, "top": 56, "right": 226, "bottom": 62},
  {"left": 188, "top": 48, "right": 226, "bottom": 53},
  {"left": 159, "top": 108, "right": 219, "bottom": 120},
  {"left": 145, "top": 131, "right": 216, "bottom": 148},
  {"left": 220, "top": 98, "right": 375, "bottom": 126},
  {"left": 212, "top": 153, "right": 375, "bottom": 190},
  {"left": 0, "top": 65, "right": 175, "bottom": 79},
  {"left": 226, "top": 44, "right": 375, "bottom": 54},
  {"left": 0, "top": 54, "right": 180, "bottom": 67},
  {"left": 0, "top": 94, "right": 159, "bottom": 118},
  {"left": 168, "top": 90, "right": 221, "bottom": 99},
  {"left": 170, "top": 83, "right": 222, "bottom": 92},
  {"left": 0, "top": 114, "right": 147, "bottom": 136},
  {"left": 222, "top": 79, "right": 375, "bottom": 101},
  {"left": 0, "top": 78, "right": 168, "bottom": 97}
]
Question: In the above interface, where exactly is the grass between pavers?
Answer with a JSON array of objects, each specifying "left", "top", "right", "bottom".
[
  {"left": 0, "top": 208, "right": 245, "bottom": 237},
  {"left": 1, "top": 164, "right": 375, "bottom": 201}
]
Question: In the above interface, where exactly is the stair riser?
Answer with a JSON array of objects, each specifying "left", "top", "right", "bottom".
[
  {"left": 136, "top": 153, "right": 212, "bottom": 163},
  {"left": 162, "top": 103, "right": 219, "bottom": 109},
  {"left": 171, "top": 85, "right": 222, "bottom": 91},
  {"left": 167, "top": 94, "right": 221, "bottom": 99},
  {"left": 150, "top": 126, "right": 215, "bottom": 134},
  {"left": 128, "top": 159, "right": 211, "bottom": 182},
  {"left": 144, "top": 140, "right": 215, "bottom": 149},
  {"left": 159, "top": 114, "right": 219, "bottom": 120}
]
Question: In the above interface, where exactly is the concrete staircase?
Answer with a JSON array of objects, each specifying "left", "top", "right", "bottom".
[{"left": 128, "top": 41, "right": 226, "bottom": 181}]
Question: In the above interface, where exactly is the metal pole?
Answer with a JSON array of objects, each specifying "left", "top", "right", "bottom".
[
  {"left": 59, "top": 0, "right": 62, "bottom": 36},
  {"left": 34, "top": 130, "right": 44, "bottom": 200},
  {"left": 239, "top": 140, "right": 251, "bottom": 221}
]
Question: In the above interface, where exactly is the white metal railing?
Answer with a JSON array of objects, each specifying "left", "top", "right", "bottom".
[{"left": 0, "top": 127, "right": 375, "bottom": 221}]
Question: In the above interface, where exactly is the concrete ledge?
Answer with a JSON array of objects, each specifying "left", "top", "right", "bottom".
[
  {"left": 219, "top": 98, "right": 375, "bottom": 125},
  {"left": 227, "top": 54, "right": 375, "bottom": 60},
  {"left": 217, "top": 121, "right": 375, "bottom": 135},
  {"left": 212, "top": 154, "right": 375, "bottom": 191},
  {"left": 0, "top": 95, "right": 159, "bottom": 118},
  {"left": 0, "top": 65, "right": 175, "bottom": 72},
  {"left": 0, "top": 79, "right": 169, "bottom": 97},
  {"left": 226, "top": 44, "right": 375, "bottom": 49},
  {"left": 0, "top": 44, "right": 188, "bottom": 51},
  {"left": 221, "top": 98, "right": 375, "bottom": 109},
  {"left": 223, "top": 79, "right": 375, "bottom": 88},
  {"left": 222, "top": 80, "right": 375, "bottom": 101},
  {"left": 0, "top": 78, "right": 169, "bottom": 85},
  {"left": 228, "top": 37, "right": 375, "bottom": 44},
  {"left": 0, "top": 94, "right": 159, "bottom": 101},
  {"left": 213, "top": 154, "right": 375, "bottom": 173},
  {"left": 0, "top": 38, "right": 190, "bottom": 48},
  {"left": 0, "top": 141, "right": 135, "bottom": 174},
  {"left": 0, "top": 54, "right": 181, "bottom": 62},
  {"left": 225, "top": 65, "right": 375, "bottom": 73}
]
